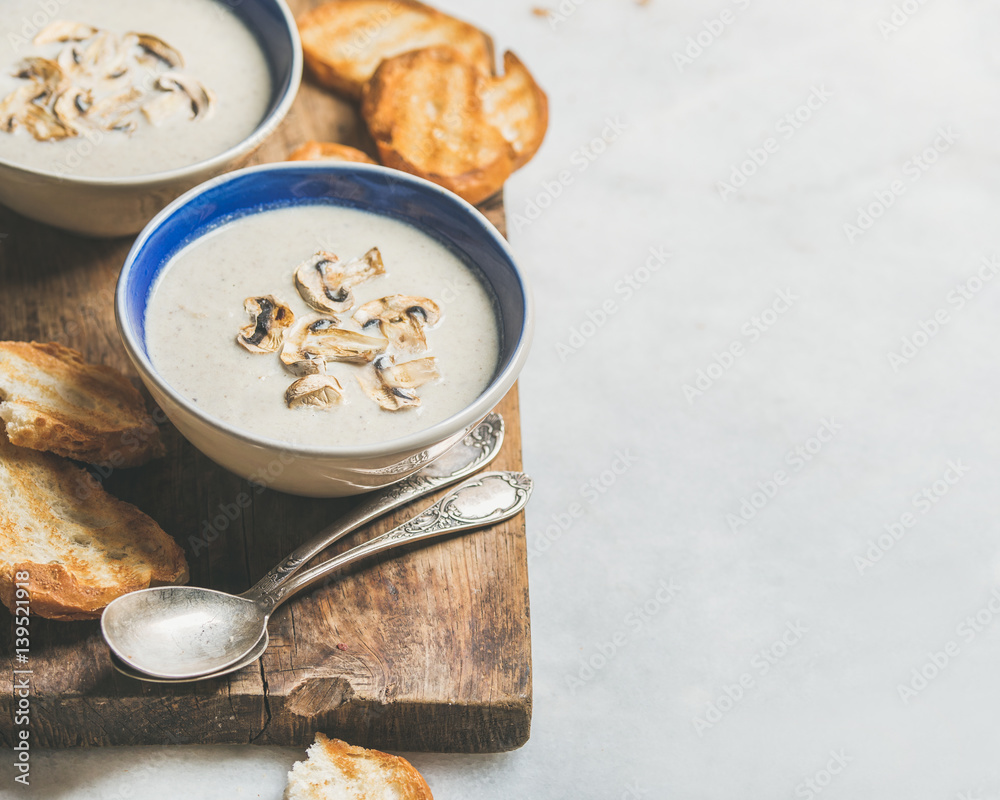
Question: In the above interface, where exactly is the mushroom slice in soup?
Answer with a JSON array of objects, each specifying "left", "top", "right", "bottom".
[
  {"left": 132, "top": 33, "right": 184, "bottom": 69},
  {"left": 86, "top": 85, "right": 144, "bottom": 131},
  {"left": 77, "top": 31, "right": 128, "bottom": 78},
  {"left": 358, "top": 354, "right": 440, "bottom": 411},
  {"left": 33, "top": 20, "right": 99, "bottom": 45},
  {"left": 294, "top": 248, "right": 385, "bottom": 314},
  {"left": 280, "top": 313, "right": 387, "bottom": 374},
  {"left": 237, "top": 295, "right": 295, "bottom": 354},
  {"left": 285, "top": 374, "right": 344, "bottom": 410},
  {"left": 156, "top": 73, "right": 215, "bottom": 120},
  {"left": 142, "top": 88, "right": 192, "bottom": 125},
  {"left": 52, "top": 86, "right": 93, "bottom": 132},
  {"left": 0, "top": 83, "right": 47, "bottom": 132},
  {"left": 20, "top": 103, "right": 74, "bottom": 141},
  {"left": 353, "top": 295, "right": 442, "bottom": 354},
  {"left": 14, "top": 57, "right": 68, "bottom": 97}
]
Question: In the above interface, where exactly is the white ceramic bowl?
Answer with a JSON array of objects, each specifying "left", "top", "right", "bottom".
[
  {"left": 0, "top": 0, "right": 301, "bottom": 238},
  {"left": 116, "top": 162, "right": 534, "bottom": 497}
]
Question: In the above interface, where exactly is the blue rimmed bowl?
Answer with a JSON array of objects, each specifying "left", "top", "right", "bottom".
[
  {"left": 0, "top": 0, "right": 301, "bottom": 238},
  {"left": 116, "top": 162, "right": 533, "bottom": 497}
]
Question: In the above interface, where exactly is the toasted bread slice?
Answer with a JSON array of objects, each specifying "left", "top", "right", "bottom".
[
  {"left": 283, "top": 734, "right": 432, "bottom": 800},
  {"left": 361, "top": 46, "right": 515, "bottom": 205},
  {"left": 298, "top": 0, "right": 491, "bottom": 101},
  {"left": 481, "top": 51, "right": 549, "bottom": 169},
  {"left": 0, "top": 341, "right": 164, "bottom": 467},
  {"left": 288, "top": 141, "right": 377, "bottom": 164},
  {"left": 0, "top": 432, "right": 188, "bottom": 620}
]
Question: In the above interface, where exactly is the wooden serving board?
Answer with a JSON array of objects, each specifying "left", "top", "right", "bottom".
[{"left": 0, "top": 1, "right": 531, "bottom": 752}]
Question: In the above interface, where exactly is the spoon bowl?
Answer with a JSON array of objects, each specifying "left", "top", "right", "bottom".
[{"left": 102, "top": 586, "right": 267, "bottom": 680}]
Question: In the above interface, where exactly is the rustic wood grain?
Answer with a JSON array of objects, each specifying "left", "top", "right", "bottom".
[{"left": 0, "top": 0, "right": 530, "bottom": 752}]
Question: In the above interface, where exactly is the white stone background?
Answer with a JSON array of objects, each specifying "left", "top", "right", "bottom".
[{"left": 15, "top": 0, "right": 1000, "bottom": 797}]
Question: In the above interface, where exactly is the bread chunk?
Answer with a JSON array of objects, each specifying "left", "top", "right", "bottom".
[
  {"left": 361, "top": 46, "right": 547, "bottom": 204},
  {"left": 288, "top": 141, "right": 378, "bottom": 164},
  {"left": 481, "top": 51, "right": 549, "bottom": 169},
  {"left": 298, "top": 0, "right": 491, "bottom": 100},
  {"left": 0, "top": 432, "right": 188, "bottom": 620},
  {"left": 0, "top": 341, "right": 164, "bottom": 467},
  {"left": 284, "top": 733, "right": 433, "bottom": 800}
]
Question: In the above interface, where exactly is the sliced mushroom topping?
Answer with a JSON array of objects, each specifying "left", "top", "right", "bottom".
[
  {"left": 86, "top": 85, "right": 143, "bottom": 131},
  {"left": 132, "top": 33, "right": 184, "bottom": 69},
  {"left": 52, "top": 86, "right": 93, "bottom": 131},
  {"left": 358, "top": 354, "right": 440, "bottom": 411},
  {"left": 293, "top": 247, "right": 385, "bottom": 314},
  {"left": 3, "top": 23, "right": 215, "bottom": 141},
  {"left": 156, "top": 73, "right": 214, "bottom": 120},
  {"left": 14, "top": 57, "right": 67, "bottom": 96},
  {"left": 20, "top": 103, "right": 74, "bottom": 141},
  {"left": 141, "top": 88, "right": 190, "bottom": 125},
  {"left": 376, "top": 355, "right": 441, "bottom": 389},
  {"left": 284, "top": 374, "right": 344, "bottom": 410},
  {"left": 280, "top": 313, "right": 387, "bottom": 374},
  {"left": 78, "top": 30, "right": 130, "bottom": 78},
  {"left": 33, "top": 20, "right": 99, "bottom": 45},
  {"left": 56, "top": 45, "right": 83, "bottom": 73},
  {"left": 0, "top": 83, "right": 46, "bottom": 132},
  {"left": 353, "top": 295, "right": 442, "bottom": 354},
  {"left": 237, "top": 296, "right": 295, "bottom": 354}
]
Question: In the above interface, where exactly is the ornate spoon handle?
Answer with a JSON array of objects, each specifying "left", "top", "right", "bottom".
[
  {"left": 245, "top": 413, "right": 504, "bottom": 601},
  {"left": 256, "top": 471, "right": 532, "bottom": 610}
]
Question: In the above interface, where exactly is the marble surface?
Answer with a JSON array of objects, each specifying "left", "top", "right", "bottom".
[{"left": 13, "top": 0, "right": 1000, "bottom": 796}]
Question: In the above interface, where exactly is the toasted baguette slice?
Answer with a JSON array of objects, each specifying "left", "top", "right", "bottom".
[
  {"left": 298, "top": 0, "right": 491, "bottom": 100},
  {"left": 0, "top": 341, "right": 164, "bottom": 467},
  {"left": 0, "top": 432, "right": 188, "bottom": 620},
  {"left": 362, "top": 46, "right": 515, "bottom": 205},
  {"left": 284, "top": 734, "right": 432, "bottom": 800},
  {"left": 481, "top": 51, "right": 548, "bottom": 169},
  {"left": 288, "top": 141, "right": 378, "bottom": 164}
]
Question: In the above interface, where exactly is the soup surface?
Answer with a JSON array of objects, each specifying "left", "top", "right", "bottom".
[
  {"left": 0, "top": 0, "right": 272, "bottom": 177},
  {"left": 145, "top": 204, "right": 501, "bottom": 448}
]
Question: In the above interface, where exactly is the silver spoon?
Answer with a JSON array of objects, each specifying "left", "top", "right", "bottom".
[
  {"left": 110, "top": 631, "right": 269, "bottom": 683},
  {"left": 106, "top": 412, "right": 505, "bottom": 683},
  {"left": 103, "top": 469, "right": 532, "bottom": 681}
]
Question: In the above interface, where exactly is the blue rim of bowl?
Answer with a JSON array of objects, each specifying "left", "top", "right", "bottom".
[
  {"left": 0, "top": 0, "right": 302, "bottom": 186},
  {"left": 115, "top": 161, "right": 535, "bottom": 459}
]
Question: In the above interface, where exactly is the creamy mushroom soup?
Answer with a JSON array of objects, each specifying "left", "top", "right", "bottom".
[
  {"left": 0, "top": 0, "right": 271, "bottom": 177},
  {"left": 145, "top": 204, "right": 501, "bottom": 448}
]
